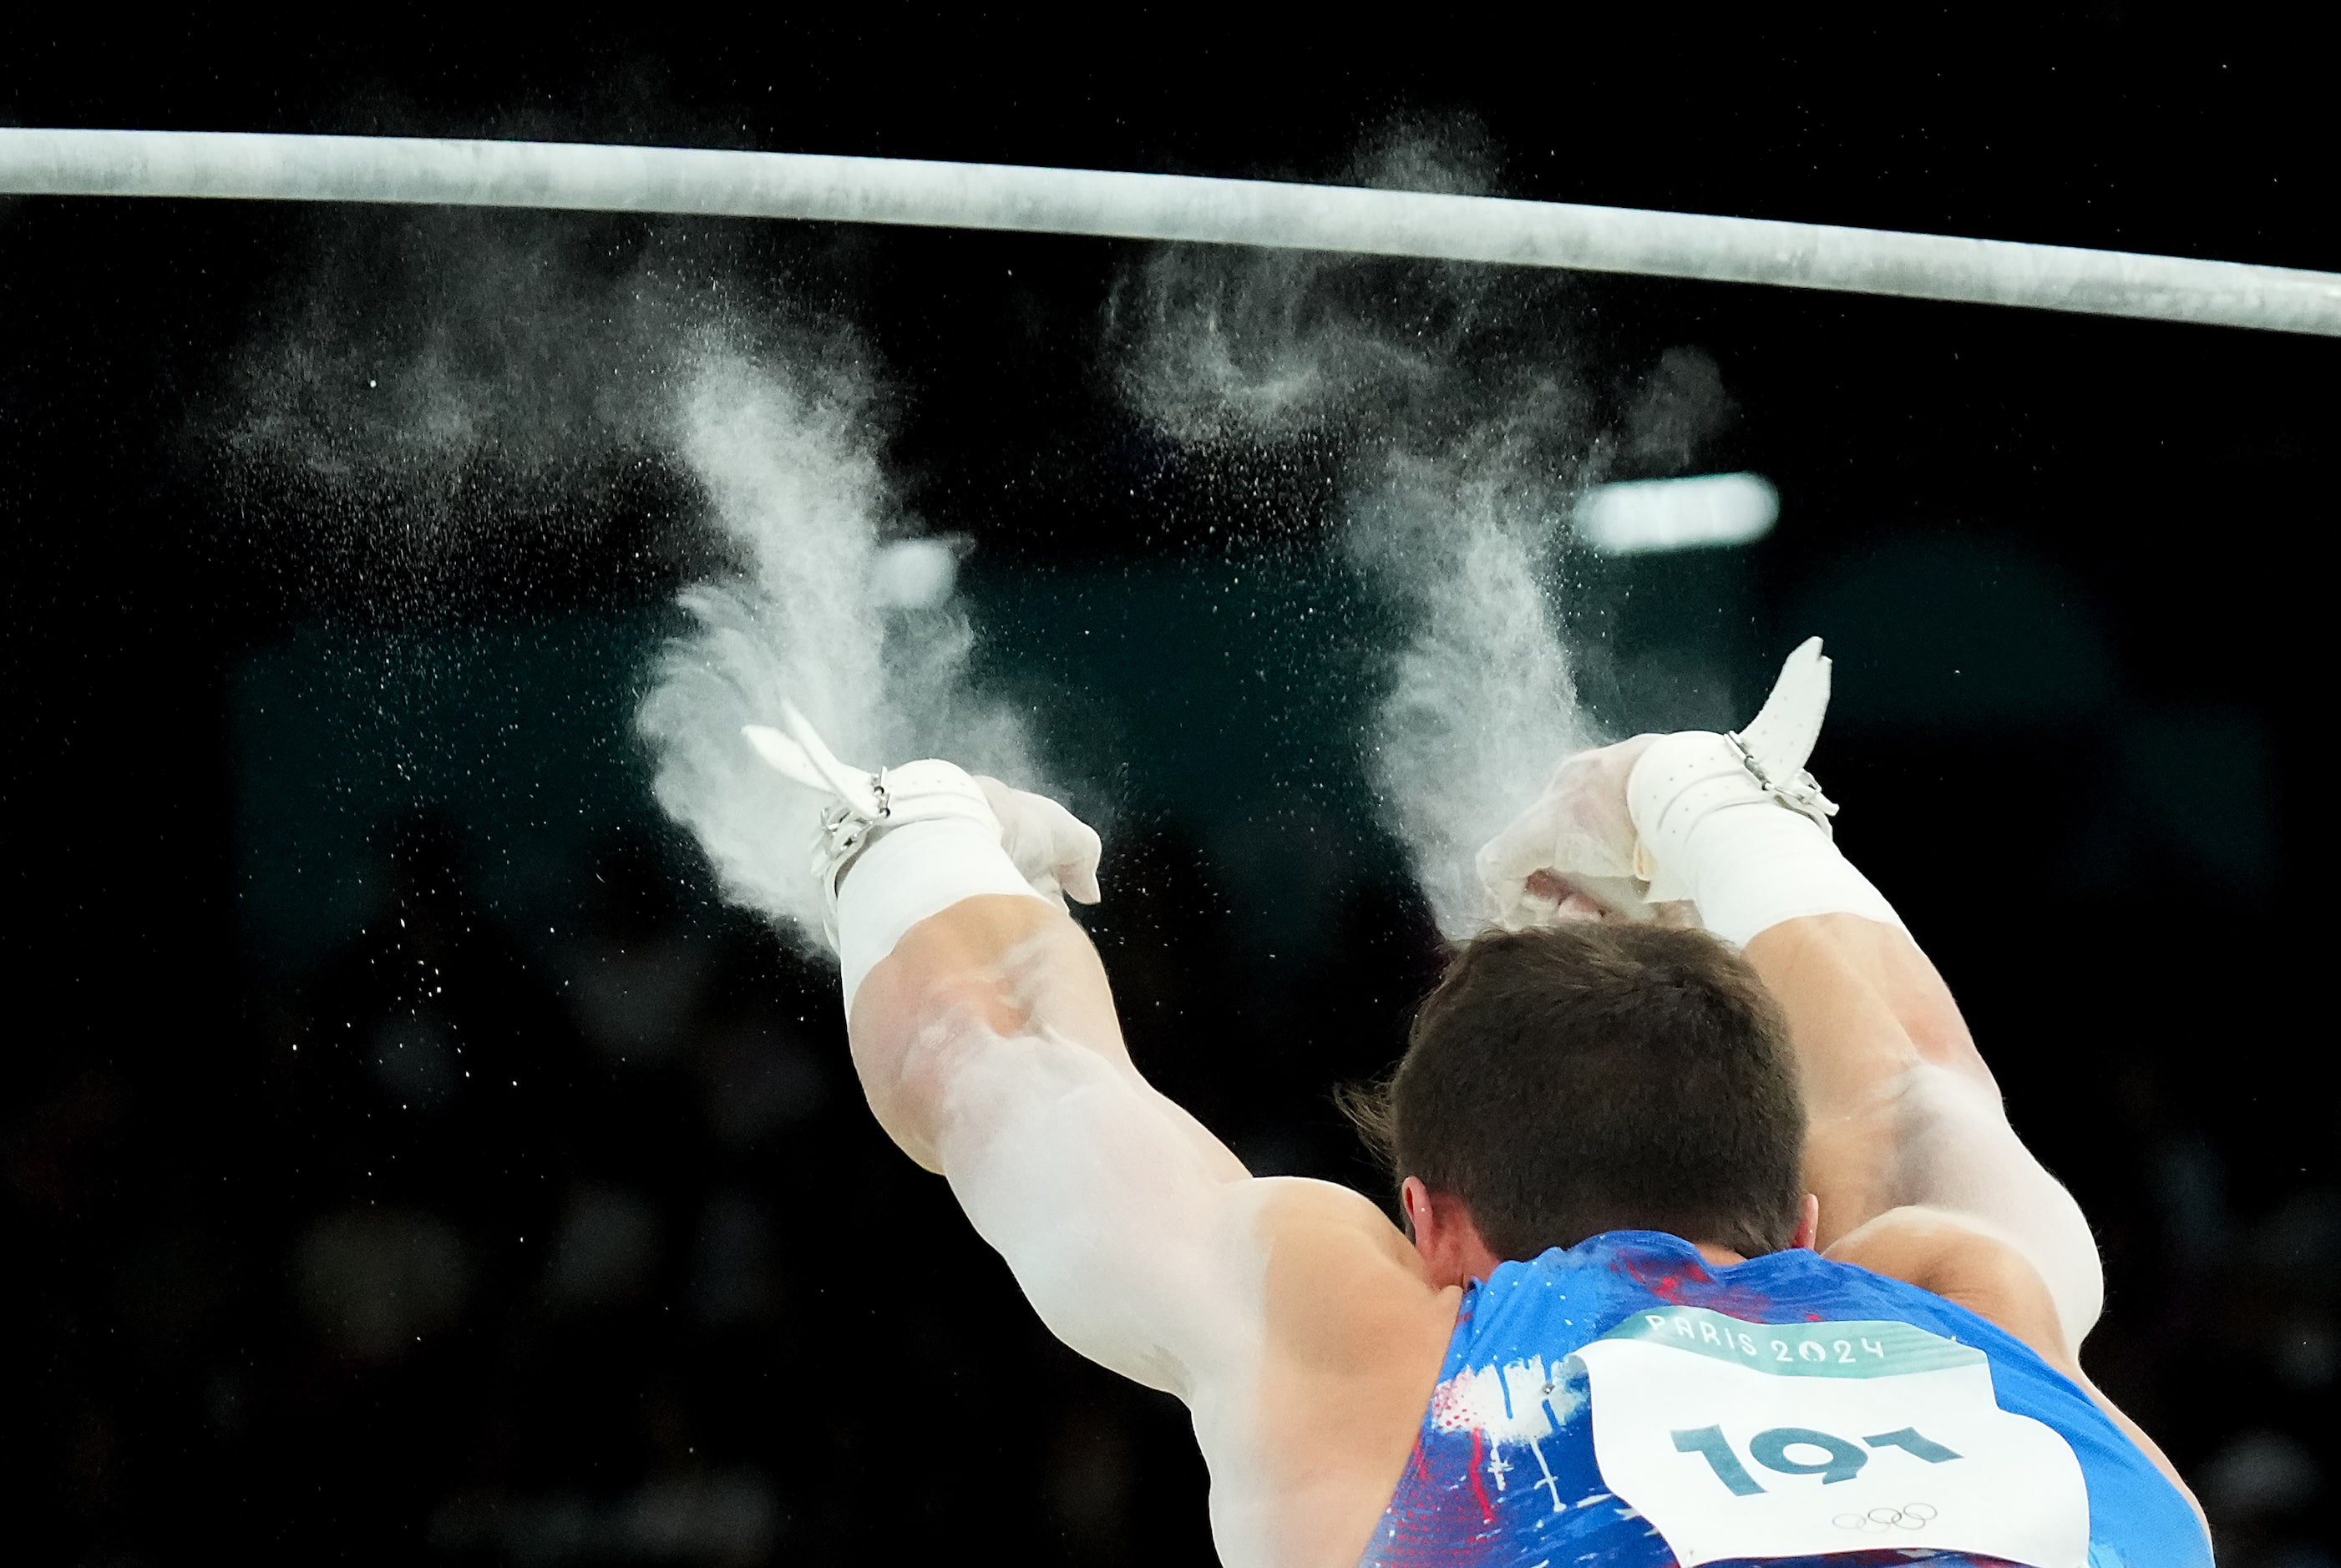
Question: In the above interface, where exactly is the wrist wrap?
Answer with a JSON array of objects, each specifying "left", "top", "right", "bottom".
[
  {"left": 1628, "top": 731, "right": 1903, "bottom": 948},
  {"left": 836, "top": 816, "right": 1047, "bottom": 1011}
]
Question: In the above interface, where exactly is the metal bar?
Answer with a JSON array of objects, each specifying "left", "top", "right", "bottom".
[{"left": 4, "top": 128, "right": 2336, "bottom": 336}]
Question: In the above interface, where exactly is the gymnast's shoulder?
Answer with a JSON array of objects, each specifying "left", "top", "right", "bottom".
[
  {"left": 1827, "top": 1203, "right": 2204, "bottom": 1525},
  {"left": 1230, "top": 1178, "right": 1457, "bottom": 1567}
]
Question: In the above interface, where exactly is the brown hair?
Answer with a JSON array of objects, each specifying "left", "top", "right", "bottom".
[{"left": 1341, "top": 923, "right": 1805, "bottom": 1260}]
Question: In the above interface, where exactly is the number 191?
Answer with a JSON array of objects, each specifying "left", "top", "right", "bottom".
[{"left": 1671, "top": 1424, "right": 1962, "bottom": 1495}]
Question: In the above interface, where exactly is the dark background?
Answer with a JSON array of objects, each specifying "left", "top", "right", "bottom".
[{"left": 4, "top": 17, "right": 2333, "bottom": 1565}]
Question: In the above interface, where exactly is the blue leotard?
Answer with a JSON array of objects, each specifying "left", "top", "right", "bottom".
[{"left": 1358, "top": 1231, "right": 2208, "bottom": 1568}]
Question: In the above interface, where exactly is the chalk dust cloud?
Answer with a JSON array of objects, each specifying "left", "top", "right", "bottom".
[
  {"left": 218, "top": 210, "right": 1043, "bottom": 948},
  {"left": 1108, "top": 123, "right": 1739, "bottom": 935}
]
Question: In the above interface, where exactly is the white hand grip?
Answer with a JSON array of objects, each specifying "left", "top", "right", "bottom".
[
  {"left": 1735, "top": 635, "right": 1832, "bottom": 781},
  {"left": 779, "top": 701, "right": 882, "bottom": 808},
  {"left": 742, "top": 722, "right": 830, "bottom": 792}
]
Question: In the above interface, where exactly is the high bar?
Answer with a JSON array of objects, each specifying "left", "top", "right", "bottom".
[{"left": 3, "top": 128, "right": 2335, "bottom": 336}]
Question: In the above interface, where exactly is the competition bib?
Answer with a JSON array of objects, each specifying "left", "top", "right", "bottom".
[{"left": 1573, "top": 1306, "right": 2089, "bottom": 1567}]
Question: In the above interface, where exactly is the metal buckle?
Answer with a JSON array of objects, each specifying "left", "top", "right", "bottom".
[
  {"left": 816, "top": 780, "right": 893, "bottom": 902},
  {"left": 1725, "top": 730, "right": 1839, "bottom": 830}
]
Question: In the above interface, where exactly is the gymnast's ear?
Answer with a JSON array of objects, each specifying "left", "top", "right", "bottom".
[
  {"left": 1792, "top": 1194, "right": 1821, "bottom": 1251},
  {"left": 1403, "top": 1177, "right": 1501, "bottom": 1287}
]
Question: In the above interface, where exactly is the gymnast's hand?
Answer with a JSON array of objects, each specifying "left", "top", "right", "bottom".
[
  {"left": 742, "top": 707, "right": 1102, "bottom": 916},
  {"left": 975, "top": 776, "right": 1102, "bottom": 909},
  {"left": 1475, "top": 638, "right": 1836, "bottom": 928},
  {"left": 1476, "top": 734, "right": 1671, "bottom": 928}
]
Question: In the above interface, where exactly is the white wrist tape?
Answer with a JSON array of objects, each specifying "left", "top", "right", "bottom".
[
  {"left": 1628, "top": 731, "right": 1903, "bottom": 948},
  {"left": 836, "top": 816, "right": 1048, "bottom": 1010}
]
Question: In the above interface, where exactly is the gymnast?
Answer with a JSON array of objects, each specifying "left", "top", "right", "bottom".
[{"left": 746, "top": 638, "right": 2208, "bottom": 1567}]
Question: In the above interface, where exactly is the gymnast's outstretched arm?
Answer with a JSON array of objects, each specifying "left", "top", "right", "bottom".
[
  {"left": 846, "top": 892, "right": 1263, "bottom": 1392},
  {"left": 1482, "top": 644, "right": 2101, "bottom": 1347},
  {"left": 1625, "top": 734, "right": 2106, "bottom": 1351},
  {"left": 849, "top": 887, "right": 1455, "bottom": 1567},
  {"left": 745, "top": 718, "right": 1454, "bottom": 1565},
  {"left": 1735, "top": 912, "right": 2101, "bottom": 1333},
  {"left": 737, "top": 719, "right": 1269, "bottom": 1392}
]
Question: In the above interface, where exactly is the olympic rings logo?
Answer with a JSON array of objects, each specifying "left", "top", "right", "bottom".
[{"left": 1832, "top": 1501, "right": 1939, "bottom": 1532}]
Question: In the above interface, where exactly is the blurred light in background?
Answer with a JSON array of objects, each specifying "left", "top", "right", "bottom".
[{"left": 1574, "top": 472, "right": 1779, "bottom": 555}]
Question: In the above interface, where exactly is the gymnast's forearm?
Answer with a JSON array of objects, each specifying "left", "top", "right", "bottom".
[
  {"left": 1735, "top": 914, "right": 2104, "bottom": 1339},
  {"left": 848, "top": 894, "right": 1132, "bottom": 1171},
  {"left": 735, "top": 716, "right": 1121, "bottom": 1173},
  {"left": 1740, "top": 913, "right": 1999, "bottom": 1228},
  {"left": 1741, "top": 913, "right": 1994, "bottom": 1128}
]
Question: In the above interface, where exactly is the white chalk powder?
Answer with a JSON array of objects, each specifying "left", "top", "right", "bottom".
[{"left": 636, "top": 343, "right": 1046, "bottom": 946}]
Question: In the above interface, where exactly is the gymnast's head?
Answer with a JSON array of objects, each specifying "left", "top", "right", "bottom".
[{"left": 1343, "top": 922, "right": 1807, "bottom": 1285}]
